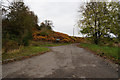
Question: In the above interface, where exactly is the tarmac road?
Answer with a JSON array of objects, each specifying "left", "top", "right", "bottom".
[{"left": 2, "top": 44, "right": 118, "bottom": 78}]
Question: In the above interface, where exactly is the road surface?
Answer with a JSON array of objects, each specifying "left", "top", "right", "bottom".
[{"left": 2, "top": 44, "right": 118, "bottom": 78}]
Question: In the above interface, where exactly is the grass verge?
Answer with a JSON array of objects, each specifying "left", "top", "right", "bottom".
[
  {"left": 30, "top": 41, "right": 71, "bottom": 47},
  {"left": 79, "top": 43, "right": 120, "bottom": 64},
  {"left": 2, "top": 46, "right": 50, "bottom": 63},
  {"left": 2, "top": 41, "right": 71, "bottom": 64}
]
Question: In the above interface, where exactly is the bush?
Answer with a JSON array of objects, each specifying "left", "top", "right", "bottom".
[
  {"left": 39, "top": 32, "right": 49, "bottom": 36},
  {"left": 3, "top": 40, "right": 19, "bottom": 53},
  {"left": 22, "top": 32, "right": 32, "bottom": 46},
  {"left": 33, "top": 30, "right": 85, "bottom": 43},
  {"left": 22, "top": 37, "right": 29, "bottom": 46}
]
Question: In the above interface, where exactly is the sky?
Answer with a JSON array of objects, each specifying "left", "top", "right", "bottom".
[
  {"left": 23, "top": 0, "right": 118, "bottom": 37},
  {"left": 24, "top": 1, "right": 83, "bottom": 37},
  {"left": 2, "top": 0, "right": 84, "bottom": 37},
  {"left": 2, "top": 0, "right": 118, "bottom": 37}
]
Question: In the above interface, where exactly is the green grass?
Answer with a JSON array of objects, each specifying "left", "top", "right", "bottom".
[
  {"left": 30, "top": 41, "right": 71, "bottom": 47},
  {"left": 40, "top": 43, "right": 70, "bottom": 47},
  {"left": 80, "top": 43, "right": 119, "bottom": 63},
  {"left": 2, "top": 41, "right": 70, "bottom": 61},
  {"left": 2, "top": 46, "right": 49, "bottom": 61}
]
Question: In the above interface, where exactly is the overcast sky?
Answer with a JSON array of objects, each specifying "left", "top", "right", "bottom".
[
  {"left": 2, "top": 0, "right": 118, "bottom": 37},
  {"left": 24, "top": 1, "right": 83, "bottom": 37},
  {"left": 23, "top": 0, "right": 118, "bottom": 37},
  {"left": 2, "top": 0, "right": 84, "bottom": 37}
]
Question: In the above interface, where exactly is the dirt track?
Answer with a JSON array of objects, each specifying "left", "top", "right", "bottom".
[{"left": 2, "top": 44, "right": 118, "bottom": 78}]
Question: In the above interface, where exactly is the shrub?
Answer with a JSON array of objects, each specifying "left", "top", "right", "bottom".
[
  {"left": 22, "top": 32, "right": 32, "bottom": 46},
  {"left": 61, "top": 39, "right": 69, "bottom": 43},
  {"left": 3, "top": 40, "right": 19, "bottom": 53},
  {"left": 40, "top": 32, "right": 49, "bottom": 36},
  {"left": 32, "top": 30, "right": 85, "bottom": 43},
  {"left": 22, "top": 37, "right": 29, "bottom": 46}
]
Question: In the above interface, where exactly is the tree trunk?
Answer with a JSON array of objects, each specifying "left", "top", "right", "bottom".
[{"left": 94, "top": 5, "right": 98, "bottom": 45}]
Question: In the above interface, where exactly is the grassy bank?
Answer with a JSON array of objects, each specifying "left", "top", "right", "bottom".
[
  {"left": 79, "top": 43, "right": 119, "bottom": 64},
  {"left": 2, "top": 46, "right": 50, "bottom": 61},
  {"left": 30, "top": 41, "right": 71, "bottom": 47},
  {"left": 2, "top": 41, "right": 70, "bottom": 62}
]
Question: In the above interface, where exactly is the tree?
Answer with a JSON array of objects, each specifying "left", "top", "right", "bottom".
[
  {"left": 108, "top": 2, "right": 120, "bottom": 41},
  {"left": 2, "top": 1, "right": 38, "bottom": 46},
  {"left": 78, "top": 2, "right": 112, "bottom": 44},
  {"left": 44, "top": 20, "right": 54, "bottom": 30},
  {"left": 37, "top": 20, "right": 54, "bottom": 30}
]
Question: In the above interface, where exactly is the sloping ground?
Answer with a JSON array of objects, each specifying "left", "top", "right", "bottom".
[
  {"left": 2, "top": 44, "right": 118, "bottom": 78},
  {"left": 32, "top": 30, "right": 84, "bottom": 43}
]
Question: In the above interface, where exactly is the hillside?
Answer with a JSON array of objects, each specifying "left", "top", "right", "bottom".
[{"left": 32, "top": 28, "right": 84, "bottom": 43}]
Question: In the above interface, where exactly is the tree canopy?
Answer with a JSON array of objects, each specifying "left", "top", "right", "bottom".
[
  {"left": 78, "top": 1, "right": 119, "bottom": 44},
  {"left": 2, "top": 1, "right": 38, "bottom": 46}
]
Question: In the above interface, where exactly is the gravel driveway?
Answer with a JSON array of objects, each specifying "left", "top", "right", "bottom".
[{"left": 2, "top": 44, "right": 118, "bottom": 78}]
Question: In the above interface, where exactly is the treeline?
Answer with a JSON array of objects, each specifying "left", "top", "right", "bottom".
[
  {"left": 2, "top": 1, "right": 53, "bottom": 53},
  {"left": 78, "top": 1, "right": 120, "bottom": 45}
]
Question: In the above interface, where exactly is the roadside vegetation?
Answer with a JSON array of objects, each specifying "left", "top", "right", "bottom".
[
  {"left": 2, "top": 46, "right": 49, "bottom": 61},
  {"left": 2, "top": 0, "right": 120, "bottom": 64},
  {"left": 30, "top": 41, "right": 71, "bottom": 47},
  {"left": 78, "top": 2, "right": 120, "bottom": 45},
  {"left": 2, "top": 41, "right": 71, "bottom": 63},
  {"left": 77, "top": 1, "right": 120, "bottom": 64},
  {"left": 33, "top": 28, "right": 84, "bottom": 43},
  {"left": 2, "top": 1, "right": 81, "bottom": 62},
  {"left": 79, "top": 43, "right": 119, "bottom": 64}
]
